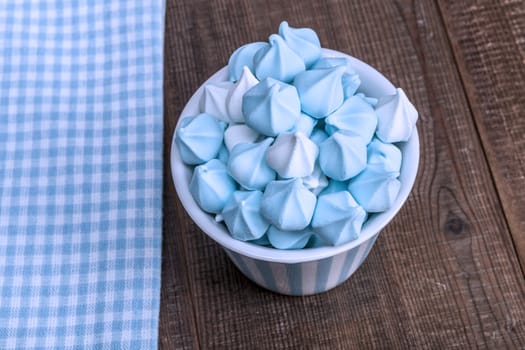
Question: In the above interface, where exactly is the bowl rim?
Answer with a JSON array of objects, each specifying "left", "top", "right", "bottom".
[{"left": 171, "top": 48, "right": 420, "bottom": 264}]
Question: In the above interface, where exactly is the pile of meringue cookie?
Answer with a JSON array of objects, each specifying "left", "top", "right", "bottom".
[{"left": 175, "top": 21, "right": 418, "bottom": 249}]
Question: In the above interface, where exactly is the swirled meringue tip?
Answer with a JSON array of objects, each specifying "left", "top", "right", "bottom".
[
  {"left": 265, "top": 131, "right": 319, "bottom": 178},
  {"left": 267, "top": 225, "right": 312, "bottom": 250},
  {"left": 190, "top": 159, "right": 237, "bottom": 214},
  {"left": 312, "top": 191, "right": 367, "bottom": 246},
  {"left": 221, "top": 190, "right": 270, "bottom": 241},
  {"left": 375, "top": 88, "right": 418, "bottom": 143},
  {"left": 324, "top": 95, "right": 378, "bottom": 145},
  {"left": 278, "top": 21, "right": 322, "bottom": 68},
  {"left": 175, "top": 113, "right": 226, "bottom": 165},
  {"left": 319, "top": 131, "right": 367, "bottom": 181},
  {"left": 224, "top": 123, "right": 260, "bottom": 152},
  {"left": 242, "top": 77, "right": 301, "bottom": 136},
  {"left": 227, "top": 138, "right": 276, "bottom": 191},
  {"left": 367, "top": 138, "right": 402, "bottom": 173},
  {"left": 228, "top": 41, "right": 268, "bottom": 82},
  {"left": 293, "top": 65, "right": 346, "bottom": 118},
  {"left": 227, "top": 66, "right": 259, "bottom": 124},
  {"left": 254, "top": 34, "right": 305, "bottom": 83},
  {"left": 347, "top": 163, "right": 401, "bottom": 213},
  {"left": 199, "top": 81, "right": 234, "bottom": 123},
  {"left": 261, "top": 178, "right": 317, "bottom": 231}
]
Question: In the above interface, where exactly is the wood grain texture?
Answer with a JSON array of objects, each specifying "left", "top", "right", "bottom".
[
  {"left": 437, "top": 0, "right": 525, "bottom": 271},
  {"left": 160, "top": 0, "right": 525, "bottom": 348}
]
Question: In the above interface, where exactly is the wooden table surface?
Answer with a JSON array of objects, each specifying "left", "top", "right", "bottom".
[{"left": 160, "top": 0, "right": 525, "bottom": 348}]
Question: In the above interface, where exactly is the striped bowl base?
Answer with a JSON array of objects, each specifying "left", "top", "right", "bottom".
[{"left": 224, "top": 235, "right": 379, "bottom": 296}]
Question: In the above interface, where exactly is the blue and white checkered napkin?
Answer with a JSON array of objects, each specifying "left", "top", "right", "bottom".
[{"left": 0, "top": 1, "right": 164, "bottom": 348}]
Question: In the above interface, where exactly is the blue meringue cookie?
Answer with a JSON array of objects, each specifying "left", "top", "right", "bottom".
[
  {"left": 265, "top": 131, "right": 319, "bottom": 178},
  {"left": 311, "top": 191, "right": 367, "bottom": 246},
  {"left": 190, "top": 159, "right": 237, "bottom": 214},
  {"left": 367, "top": 138, "right": 402, "bottom": 173},
  {"left": 355, "top": 92, "right": 378, "bottom": 107},
  {"left": 223, "top": 124, "right": 260, "bottom": 152},
  {"left": 302, "top": 161, "right": 328, "bottom": 195},
  {"left": 242, "top": 78, "right": 301, "bottom": 136},
  {"left": 267, "top": 225, "right": 312, "bottom": 250},
  {"left": 293, "top": 66, "right": 346, "bottom": 118},
  {"left": 319, "top": 179, "right": 349, "bottom": 196},
  {"left": 310, "top": 57, "right": 361, "bottom": 97},
  {"left": 318, "top": 131, "right": 367, "bottom": 181},
  {"left": 175, "top": 113, "right": 226, "bottom": 165},
  {"left": 228, "top": 42, "right": 268, "bottom": 82},
  {"left": 347, "top": 163, "right": 401, "bottom": 213},
  {"left": 261, "top": 178, "right": 317, "bottom": 231},
  {"left": 221, "top": 190, "right": 270, "bottom": 241},
  {"left": 253, "top": 34, "right": 305, "bottom": 83},
  {"left": 375, "top": 88, "right": 418, "bottom": 143},
  {"left": 311, "top": 57, "right": 357, "bottom": 74},
  {"left": 227, "top": 138, "right": 276, "bottom": 190},
  {"left": 288, "top": 112, "right": 318, "bottom": 136},
  {"left": 199, "top": 81, "right": 234, "bottom": 123},
  {"left": 324, "top": 95, "right": 378, "bottom": 144},
  {"left": 278, "top": 21, "right": 322, "bottom": 68},
  {"left": 342, "top": 73, "right": 361, "bottom": 99},
  {"left": 309, "top": 128, "right": 329, "bottom": 146}
]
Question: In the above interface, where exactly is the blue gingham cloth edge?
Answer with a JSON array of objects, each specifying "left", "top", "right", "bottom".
[{"left": 0, "top": 1, "right": 164, "bottom": 348}]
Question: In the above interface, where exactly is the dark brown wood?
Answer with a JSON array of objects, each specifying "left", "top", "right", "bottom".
[
  {"left": 437, "top": 0, "right": 525, "bottom": 271},
  {"left": 160, "top": 0, "right": 525, "bottom": 348}
]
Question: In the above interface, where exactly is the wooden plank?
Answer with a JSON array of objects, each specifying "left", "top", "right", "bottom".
[
  {"left": 437, "top": 0, "right": 525, "bottom": 271},
  {"left": 161, "top": 0, "right": 525, "bottom": 348}
]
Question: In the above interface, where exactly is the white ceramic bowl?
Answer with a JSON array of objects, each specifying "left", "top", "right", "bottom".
[{"left": 171, "top": 49, "right": 419, "bottom": 295}]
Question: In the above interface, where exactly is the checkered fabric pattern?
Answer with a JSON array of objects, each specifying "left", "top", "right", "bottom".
[{"left": 0, "top": 1, "right": 164, "bottom": 348}]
